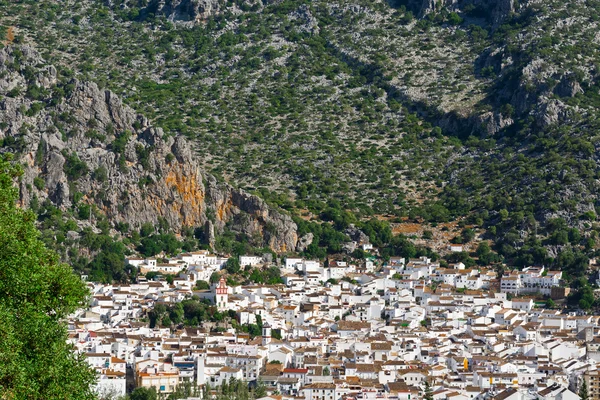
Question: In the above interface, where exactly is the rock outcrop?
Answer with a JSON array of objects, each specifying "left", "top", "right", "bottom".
[
  {"left": 132, "top": 0, "right": 273, "bottom": 23},
  {"left": 0, "top": 45, "right": 300, "bottom": 253},
  {"left": 289, "top": 4, "right": 320, "bottom": 35},
  {"left": 534, "top": 98, "right": 569, "bottom": 128},
  {"left": 554, "top": 76, "right": 584, "bottom": 98},
  {"left": 345, "top": 224, "right": 370, "bottom": 244},
  {"left": 405, "top": 0, "right": 515, "bottom": 26},
  {"left": 145, "top": 0, "right": 223, "bottom": 23}
]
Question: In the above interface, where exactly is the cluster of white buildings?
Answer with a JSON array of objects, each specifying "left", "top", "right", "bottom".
[
  {"left": 70, "top": 251, "right": 599, "bottom": 400},
  {"left": 500, "top": 267, "right": 564, "bottom": 296},
  {"left": 125, "top": 250, "right": 229, "bottom": 276}
]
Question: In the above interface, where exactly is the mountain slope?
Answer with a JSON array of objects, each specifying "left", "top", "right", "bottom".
[
  {"left": 3, "top": 0, "right": 600, "bottom": 277},
  {"left": 4, "top": 0, "right": 463, "bottom": 216},
  {"left": 0, "top": 45, "right": 302, "bottom": 254}
]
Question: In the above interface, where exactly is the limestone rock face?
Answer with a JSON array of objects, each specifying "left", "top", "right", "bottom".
[
  {"left": 555, "top": 76, "right": 584, "bottom": 98},
  {"left": 296, "top": 233, "right": 314, "bottom": 253},
  {"left": 409, "top": 0, "right": 514, "bottom": 25},
  {"left": 345, "top": 224, "right": 369, "bottom": 244},
  {"left": 146, "top": 0, "right": 224, "bottom": 22},
  {"left": 203, "top": 179, "right": 299, "bottom": 253},
  {"left": 0, "top": 45, "right": 299, "bottom": 253},
  {"left": 138, "top": 0, "right": 271, "bottom": 23},
  {"left": 535, "top": 98, "right": 569, "bottom": 129},
  {"left": 289, "top": 4, "right": 320, "bottom": 35}
]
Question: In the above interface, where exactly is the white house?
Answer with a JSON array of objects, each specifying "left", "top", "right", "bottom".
[
  {"left": 302, "top": 383, "right": 337, "bottom": 400},
  {"left": 240, "top": 255, "right": 263, "bottom": 267}
]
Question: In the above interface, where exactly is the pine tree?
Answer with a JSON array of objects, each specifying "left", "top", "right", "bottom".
[
  {"left": 580, "top": 379, "right": 589, "bottom": 400},
  {"left": 424, "top": 381, "right": 434, "bottom": 400},
  {"left": 254, "top": 379, "right": 267, "bottom": 399}
]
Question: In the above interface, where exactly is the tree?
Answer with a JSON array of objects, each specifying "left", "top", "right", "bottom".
[
  {"left": 0, "top": 154, "right": 96, "bottom": 398},
  {"left": 580, "top": 379, "right": 589, "bottom": 400},
  {"left": 162, "top": 315, "right": 173, "bottom": 327},
  {"left": 226, "top": 257, "right": 241, "bottom": 274},
  {"left": 447, "top": 11, "right": 463, "bottom": 25},
  {"left": 423, "top": 381, "right": 434, "bottom": 400},
  {"left": 323, "top": 366, "right": 330, "bottom": 376},
  {"left": 254, "top": 379, "right": 267, "bottom": 399},
  {"left": 272, "top": 329, "right": 283, "bottom": 340},
  {"left": 210, "top": 272, "right": 221, "bottom": 284},
  {"left": 138, "top": 236, "right": 162, "bottom": 256},
  {"left": 351, "top": 248, "right": 366, "bottom": 259},
  {"left": 461, "top": 228, "right": 476, "bottom": 243},
  {"left": 568, "top": 278, "right": 595, "bottom": 310},
  {"left": 130, "top": 387, "right": 158, "bottom": 400},
  {"left": 476, "top": 242, "right": 490, "bottom": 255},
  {"left": 550, "top": 230, "right": 569, "bottom": 245},
  {"left": 140, "top": 222, "right": 155, "bottom": 237},
  {"left": 196, "top": 280, "right": 210, "bottom": 290},
  {"left": 500, "top": 103, "right": 514, "bottom": 118}
]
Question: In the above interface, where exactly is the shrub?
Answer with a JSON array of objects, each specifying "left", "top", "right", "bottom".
[
  {"left": 33, "top": 176, "right": 45, "bottom": 190},
  {"left": 93, "top": 166, "right": 108, "bottom": 182}
]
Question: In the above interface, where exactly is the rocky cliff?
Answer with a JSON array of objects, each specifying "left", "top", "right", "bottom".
[
  {"left": 402, "top": 0, "right": 515, "bottom": 24},
  {"left": 145, "top": 0, "right": 223, "bottom": 22},
  {"left": 107, "top": 0, "right": 269, "bottom": 23},
  {"left": 103, "top": 0, "right": 226, "bottom": 22},
  {"left": 0, "top": 45, "right": 302, "bottom": 253}
]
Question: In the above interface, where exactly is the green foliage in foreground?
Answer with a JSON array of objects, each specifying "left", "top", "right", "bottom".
[
  {"left": 0, "top": 154, "right": 97, "bottom": 399},
  {"left": 203, "top": 377, "right": 265, "bottom": 400}
]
